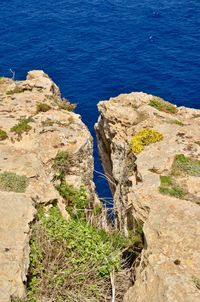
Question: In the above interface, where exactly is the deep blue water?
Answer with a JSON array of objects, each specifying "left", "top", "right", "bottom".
[{"left": 1, "top": 0, "right": 200, "bottom": 198}]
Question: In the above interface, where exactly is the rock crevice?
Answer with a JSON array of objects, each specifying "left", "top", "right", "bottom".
[
  {"left": 0, "top": 71, "right": 99, "bottom": 302},
  {"left": 95, "top": 92, "right": 200, "bottom": 302}
]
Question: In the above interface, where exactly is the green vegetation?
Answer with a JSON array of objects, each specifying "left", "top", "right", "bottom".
[
  {"left": 57, "top": 99, "right": 76, "bottom": 111},
  {"left": 36, "top": 102, "right": 51, "bottom": 113},
  {"left": 129, "top": 128, "right": 163, "bottom": 154},
  {"left": 6, "top": 86, "right": 25, "bottom": 95},
  {"left": 0, "top": 129, "right": 8, "bottom": 141},
  {"left": 0, "top": 172, "right": 28, "bottom": 193},
  {"left": 149, "top": 96, "right": 177, "bottom": 114},
  {"left": 93, "top": 203, "right": 103, "bottom": 216},
  {"left": 52, "top": 150, "right": 71, "bottom": 179},
  {"left": 171, "top": 154, "right": 200, "bottom": 177},
  {"left": 159, "top": 175, "right": 186, "bottom": 199},
  {"left": 10, "top": 117, "right": 33, "bottom": 135},
  {"left": 24, "top": 206, "right": 130, "bottom": 302},
  {"left": 56, "top": 183, "right": 89, "bottom": 218},
  {"left": 165, "top": 119, "right": 184, "bottom": 126},
  {"left": 195, "top": 141, "right": 200, "bottom": 146}
]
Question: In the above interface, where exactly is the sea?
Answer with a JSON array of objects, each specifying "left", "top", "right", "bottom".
[{"left": 0, "top": 0, "right": 200, "bottom": 199}]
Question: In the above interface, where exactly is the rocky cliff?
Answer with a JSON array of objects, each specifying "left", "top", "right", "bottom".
[
  {"left": 0, "top": 71, "right": 99, "bottom": 302},
  {"left": 95, "top": 92, "right": 200, "bottom": 302}
]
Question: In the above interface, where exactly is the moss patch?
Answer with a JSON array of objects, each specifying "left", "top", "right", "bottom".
[
  {"left": 10, "top": 117, "right": 33, "bottom": 135},
  {"left": 149, "top": 96, "right": 177, "bottom": 114},
  {"left": 159, "top": 175, "right": 186, "bottom": 199},
  {"left": 171, "top": 154, "right": 200, "bottom": 177},
  {"left": 36, "top": 102, "right": 51, "bottom": 113},
  {"left": 129, "top": 128, "right": 163, "bottom": 154},
  {"left": 0, "top": 129, "right": 8, "bottom": 141},
  {"left": 0, "top": 172, "right": 28, "bottom": 193}
]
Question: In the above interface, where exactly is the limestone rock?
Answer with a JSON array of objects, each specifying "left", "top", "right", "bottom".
[
  {"left": 95, "top": 92, "right": 200, "bottom": 302},
  {"left": 0, "top": 71, "right": 97, "bottom": 301}
]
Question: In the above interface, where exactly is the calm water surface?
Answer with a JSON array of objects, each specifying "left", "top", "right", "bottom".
[{"left": 1, "top": 0, "right": 200, "bottom": 197}]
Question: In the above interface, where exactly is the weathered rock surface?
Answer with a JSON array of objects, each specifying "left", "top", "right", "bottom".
[
  {"left": 95, "top": 92, "right": 200, "bottom": 302},
  {"left": 0, "top": 71, "right": 97, "bottom": 302}
]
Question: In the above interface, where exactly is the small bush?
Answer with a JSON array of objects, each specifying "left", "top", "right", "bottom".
[
  {"left": 57, "top": 98, "right": 76, "bottom": 111},
  {"left": 129, "top": 128, "right": 163, "bottom": 154},
  {"left": 159, "top": 175, "right": 186, "bottom": 199},
  {"left": 171, "top": 154, "right": 200, "bottom": 177},
  {"left": 0, "top": 129, "right": 8, "bottom": 141},
  {"left": 195, "top": 141, "right": 200, "bottom": 146},
  {"left": 25, "top": 206, "right": 128, "bottom": 302},
  {"left": 0, "top": 172, "right": 28, "bottom": 193},
  {"left": 10, "top": 117, "right": 33, "bottom": 135},
  {"left": 149, "top": 96, "right": 177, "bottom": 114},
  {"left": 56, "top": 183, "right": 89, "bottom": 218},
  {"left": 52, "top": 150, "right": 70, "bottom": 178},
  {"left": 36, "top": 102, "right": 51, "bottom": 113},
  {"left": 6, "top": 86, "right": 25, "bottom": 95}
]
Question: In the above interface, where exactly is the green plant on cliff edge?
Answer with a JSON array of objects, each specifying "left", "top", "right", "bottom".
[
  {"left": 159, "top": 175, "right": 186, "bottom": 199},
  {"left": 149, "top": 96, "right": 177, "bottom": 114},
  {"left": 0, "top": 171, "right": 28, "bottom": 193},
  {"left": 21, "top": 206, "right": 130, "bottom": 302},
  {"left": 56, "top": 183, "right": 89, "bottom": 218},
  {"left": 10, "top": 117, "right": 33, "bottom": 135},
  {"left": 129, "top": 128, "right": 163, "bottom": 154},
  {"left": 57, "top": 98, "right": 77, "bottom": 111},
  {"left": 0, "top": 129, "right": 8, "bottom": 140},
  {"left": 36, "top": 102, "right": 51, "bottom": 113},
  {"left": 53, "top": 150, "right": 71, "bottom": 179},
  {"left": 171, "top": 154, "right": 200, "bottom": 177}
]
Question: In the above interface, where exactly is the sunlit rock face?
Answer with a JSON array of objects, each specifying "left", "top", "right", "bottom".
[
  {"left": 0, "top": 71, "right": 99, "bottom": 302},
  {"left": 95, "top": 92, "right": 200, "bottom": 302}
]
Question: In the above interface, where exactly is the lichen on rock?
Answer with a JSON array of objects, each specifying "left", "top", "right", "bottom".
[{"left": 95, "top": 91, "right": 200, "bottom": 302}]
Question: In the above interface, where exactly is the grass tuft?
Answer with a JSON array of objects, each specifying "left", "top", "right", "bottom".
[
  {"left": 159, "top": 175, "right": 186, "bottom": 199},
  {"left": 171, "top": 154, "right": 200, "bottom": 177},
  {"left": 129, "top": 128, "right": 163, "bottom": 154},
  {"left": 0, "top": 129, "right": 8, "bottom": 141},
  {"left": 149, "top": 96, "right": 177, "bottom": 114},
  {"left": 0, "top": 172, "right": 28, "bottom": 193},
  {"left": 36, "top": 102, "right": 51, "bottom": 113},
  {"left": 10, "top": 117, "right": 32, "bottom": 135},
  {"left": 57, "top": 98, "right": 76, "bottom": 111},
  {"left": 10, "top": 117, "right": 33, "bottom": 135}
]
